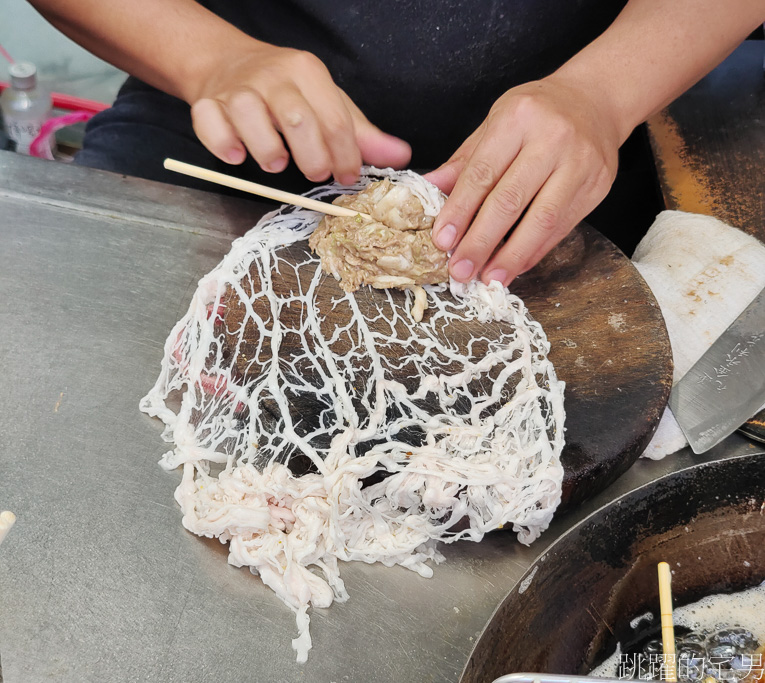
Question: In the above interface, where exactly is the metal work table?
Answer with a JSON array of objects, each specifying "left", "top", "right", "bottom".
[{"left": 0, "top": 150, "right": 762, "bottom": 683}]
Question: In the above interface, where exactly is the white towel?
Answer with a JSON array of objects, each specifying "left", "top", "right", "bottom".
[{"left": 631, "top": 210, "right": 765, "bottom": 459}]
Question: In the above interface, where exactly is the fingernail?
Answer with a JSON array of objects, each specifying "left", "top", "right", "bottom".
[
  {"left": 434, "top": 223, "right": 457, "bottom": 250},
  {"left": 227, "top": 148, "right": 244, "bottom": 164},
  {"left": 450, "top": 258, "right": 474, "bottom": 281},
  {"left": 484, "top": 269, "right": 508, "bottom": 285},
  {"left": 265, "top": 158, "right": 287, "bottom": 173}
]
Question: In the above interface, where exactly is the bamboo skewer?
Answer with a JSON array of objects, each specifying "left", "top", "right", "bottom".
[
  {"left": 164, "top": 158, "right": 372, "bottom": 220},
  {"left": 0, "top": 510, "right": 16, "bottom": 547},
  {"left": 658, "top": 562, "right": 677, "bottom": 683}
]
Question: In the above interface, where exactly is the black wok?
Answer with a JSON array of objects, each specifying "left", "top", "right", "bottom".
[{"left": 461, "top": 453, "right": 765, "bottom": 683}]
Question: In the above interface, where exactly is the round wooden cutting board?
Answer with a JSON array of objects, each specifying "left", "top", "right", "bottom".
[
  {"left": 510, "top": 222, "right": 672, "bottom": 509},
  {"left": 222, "top": 221, "right": 672, "bottom": 511}
]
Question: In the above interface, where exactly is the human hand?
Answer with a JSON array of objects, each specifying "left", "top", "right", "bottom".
[
  {"left": 190, "top": 43, "right": 411, "bottom": 184},
  {"left": 425, "top": 77, "right": 623, "bottom": 286}
]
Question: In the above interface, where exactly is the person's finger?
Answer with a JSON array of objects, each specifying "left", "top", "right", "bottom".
[
  {"left": 423, "top": 127, "right": 482, "bottom": 195},
  {"left": 341, "top": 92, "right": 412, "bottom": 169},
  {"left": 480, "top": 166, "right": 584, "bottom": 286},
  {"left": 223, "top": 88, "right": 289, "bottom": 173},
  {"left": 191, "top": 98, "right": 247, "bottom": 165},
  {"left": 430, "top": 128, "right": 517, "bottom": 254},
  {"left": 269, "top": 85, "right": 333, "bottom": 182},
  {"left": 298, "top": 81, "right": 362, "bottom": 185},
  {"left": 513, "top": 164, "right": 613, "bottom": 276},
  {"left": 447, "top": 148, "right": 554, "bottom": 282}
]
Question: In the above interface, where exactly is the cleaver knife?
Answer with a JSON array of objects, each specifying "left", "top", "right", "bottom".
[{"left": 669, "top": 285, "right": 765, "bottom": 454}]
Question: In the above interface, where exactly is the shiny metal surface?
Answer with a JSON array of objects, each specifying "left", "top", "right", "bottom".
[
  {"left": 492, "top": 674, "right": 626, "bottom": 683},
  {"left": 0, "top": 151, "right": 762, "bottom": 683},
  {"left": 669, "top": 285, "right": 765, "bottom": 453}
]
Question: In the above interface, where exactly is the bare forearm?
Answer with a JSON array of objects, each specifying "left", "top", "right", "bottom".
[
  {"left": 554, "top": 0, "right": 765, "bottom": 143},
  {"left": 27, "top": 0, "right": 255, "bottom": 103},
  {"left": 28, "top": 0, "right": 411, "bottom": 183},
  {"left": 429, "top": 0, "right": 765, "bottom": 287}
]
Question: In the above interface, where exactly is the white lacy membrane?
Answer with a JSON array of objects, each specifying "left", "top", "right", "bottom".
[{"left": 140, "top": 166, "right": 566, "bottom": 662}]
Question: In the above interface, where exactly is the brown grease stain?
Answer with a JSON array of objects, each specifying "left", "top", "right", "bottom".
[
  {"left": 719, "top": 255, "right": 735, "bottom": 266},
  {"left": 646, "top": 111, "right": 716, "bottom": 215}
]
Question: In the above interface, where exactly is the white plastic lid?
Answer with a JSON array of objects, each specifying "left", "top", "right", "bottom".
[{"left": 8, "top": 62, "right": 37, "bottom": 90}]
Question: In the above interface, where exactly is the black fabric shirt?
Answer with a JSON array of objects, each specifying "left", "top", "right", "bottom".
[
  {"left": 195, "top": 0, "right": 627, "bottom": 167},
  {"left": 78, "top": 0, "right": 662, "bottom": 252}
]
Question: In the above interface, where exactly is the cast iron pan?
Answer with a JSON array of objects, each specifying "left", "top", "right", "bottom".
[{"left": 461, "top": 452, "right": 765, "bottom": 683}]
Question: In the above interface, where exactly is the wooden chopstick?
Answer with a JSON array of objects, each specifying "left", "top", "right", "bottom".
[
  {"left": 164, "top": 158, "right": 372, "bottom": 220},
  {"left": 658, "top": 562, "right": 677, "bottom": 683}
]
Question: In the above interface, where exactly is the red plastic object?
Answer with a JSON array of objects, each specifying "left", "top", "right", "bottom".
[{"left": 0, "top": 81, "right": 109, "bottom": 114}]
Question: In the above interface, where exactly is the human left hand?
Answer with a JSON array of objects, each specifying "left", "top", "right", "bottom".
[{"left": 425, "top": 77, "right": 623, "bottom": 286}]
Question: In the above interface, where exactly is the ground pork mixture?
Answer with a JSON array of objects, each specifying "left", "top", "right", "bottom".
[{"left": 308, "top": 179, "right": 448, "bottom": 293}]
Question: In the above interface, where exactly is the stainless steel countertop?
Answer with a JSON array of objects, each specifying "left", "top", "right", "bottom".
[{"left": 1, "top": 151, "right": 761, "bottom": 683}]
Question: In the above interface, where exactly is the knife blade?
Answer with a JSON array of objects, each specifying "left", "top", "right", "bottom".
[{"left": 669, "top": 285, "right": 765, "bottom": 454}]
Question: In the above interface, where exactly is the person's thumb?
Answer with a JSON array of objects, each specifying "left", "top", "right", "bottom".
[
  {"left": 423, "top": 128, "right": 481, "bottom": 194},
  {"left": 342, "top": 93, "right": 411, "bottom": 169},
  {"left": 357, "top": 123, "right": 412, "bottom": 169}
]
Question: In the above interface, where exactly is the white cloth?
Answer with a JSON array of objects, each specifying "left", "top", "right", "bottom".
[{"left": 631, "top": 210, "right": 765, "bottom": 459}]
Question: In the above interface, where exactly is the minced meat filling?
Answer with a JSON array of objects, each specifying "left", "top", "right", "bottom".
[{"left": 309, "top": 179, "right": 448, "bottom": 292}]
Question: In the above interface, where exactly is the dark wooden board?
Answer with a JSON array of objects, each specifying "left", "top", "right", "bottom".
[
  {"left": 647, "top": 41, "right": 765, "bottom": 244},
  {"left": 513, "top": 223, "right": 672, "bottom": 508},
  {"left": 221, "top": 222, "right": 672, "bottom": 511},
  {"left": 646, "top": 40, "right": 765, "bottom": 444}
]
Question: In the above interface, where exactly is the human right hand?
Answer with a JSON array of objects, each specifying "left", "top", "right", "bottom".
[
  {"left": 426, "top": 77, "right": 621, "bottom": 286},
  {"left": 190, "top": 43, "right": 412, "bottom": 184}
]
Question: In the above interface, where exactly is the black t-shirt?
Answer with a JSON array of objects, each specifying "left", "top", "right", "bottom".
[
  {"left": 194, "top": 0, "right": 627, "bottom": 167},
  {"left": 80, "top": 1, "right": 661, "bottom": 251}
]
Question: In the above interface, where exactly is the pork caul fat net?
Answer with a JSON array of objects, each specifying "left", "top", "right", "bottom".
[{"left": 140, "top": 167, "right": 566, "bottom": 662}]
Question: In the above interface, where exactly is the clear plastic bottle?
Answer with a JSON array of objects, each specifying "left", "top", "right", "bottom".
[{"left": 0, "top": 62, "right": 52, "bottom": 155}]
